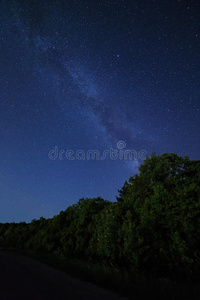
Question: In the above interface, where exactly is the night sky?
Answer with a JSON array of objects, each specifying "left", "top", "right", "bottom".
[{"left": 1, "top": 0, "right": 200, "bottom": 223}]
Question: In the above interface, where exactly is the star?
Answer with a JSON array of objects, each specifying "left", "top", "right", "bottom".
[{"left": 0, "top": 0, "right": 199, "bottom": 222}]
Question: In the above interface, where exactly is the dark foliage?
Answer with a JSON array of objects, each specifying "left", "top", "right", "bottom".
[{"left": 1, "top": 153, "right": 200, "bottom": 281}]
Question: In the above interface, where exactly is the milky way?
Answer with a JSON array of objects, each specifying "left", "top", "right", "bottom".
[{"left": 1, "top": 0, "right": 200, "bottom": 222}]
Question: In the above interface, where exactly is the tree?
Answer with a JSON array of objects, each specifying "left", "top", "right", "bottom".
[{"left": 117, "top": 153, "right": 200, "bottom": 277}]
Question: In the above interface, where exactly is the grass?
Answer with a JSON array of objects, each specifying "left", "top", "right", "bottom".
[{"left": 2, "top": 248, "right": 200, "bottom": 300}]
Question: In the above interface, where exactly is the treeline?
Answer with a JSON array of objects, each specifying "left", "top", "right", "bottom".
[{"left": 0, "top": 153, "right": 200, "bottom": 280}]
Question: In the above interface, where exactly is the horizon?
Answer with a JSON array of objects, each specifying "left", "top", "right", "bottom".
[{"left": 1, "top": 0, "right": 200, "bottom": 223}]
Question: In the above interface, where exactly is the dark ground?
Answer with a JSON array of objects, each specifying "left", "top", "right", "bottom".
[{"left": 0, "top": 250, "right": 131, "bottom": 300}]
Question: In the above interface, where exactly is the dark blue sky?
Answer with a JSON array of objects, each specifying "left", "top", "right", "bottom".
[{"left": 1, "top": 0, "right": 200, "bottom": 222}]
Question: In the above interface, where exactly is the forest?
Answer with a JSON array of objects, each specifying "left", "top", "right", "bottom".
[{"left": 0, "top": 153, "right": 200, "bottom": 283}]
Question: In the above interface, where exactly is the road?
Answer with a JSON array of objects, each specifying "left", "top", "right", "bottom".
[{"left": 0, "top": 250, "right": 130, "bottom": 300}]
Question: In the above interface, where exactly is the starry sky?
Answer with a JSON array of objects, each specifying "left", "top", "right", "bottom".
[{"left": 1, "top": 0, "right": 200, "bottom": 222}]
